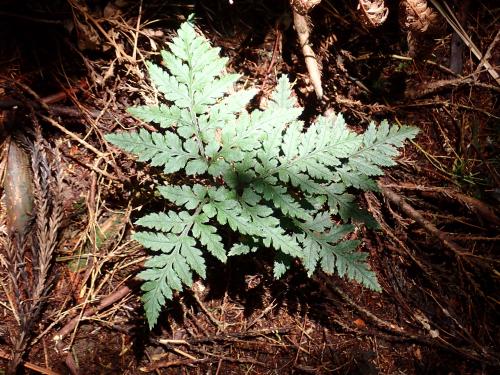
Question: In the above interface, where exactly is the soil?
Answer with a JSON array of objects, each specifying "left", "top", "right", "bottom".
[{"left": 0, "top": 0, "right": 499, "bottom": 374}]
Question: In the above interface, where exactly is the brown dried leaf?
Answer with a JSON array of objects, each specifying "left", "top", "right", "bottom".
[
  {"left": 74, "top": 18, "right": 102, "bottom": 51},
  {"left": 353, "top": 318, "right": 367, "bottom": 329},
  {"left": 357, "top": 0, "right": 389, "bottom": 28}
]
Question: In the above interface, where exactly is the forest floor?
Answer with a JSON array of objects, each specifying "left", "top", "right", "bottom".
[{"left": 0, "top": 0, "right": 499, "bottom": 374}]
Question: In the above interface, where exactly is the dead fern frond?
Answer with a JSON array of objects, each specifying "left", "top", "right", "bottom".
[
  {"left": 357, "top": 0, "right": 389, "bottom": 28},
  {"left": 399, "top": 0, "right": 442, "bottom": 58},
  {"left": 400, "top": 0, "right": 439, "bottom": 33},
  {"left": 30, "top": 123, "right": 64, "bottom": 316},
  {"left": 290, "top": 0, "right": 322, "bottom": 15},
  {"left": 0, "top": 119, "right": 64, "bottom": 374}
]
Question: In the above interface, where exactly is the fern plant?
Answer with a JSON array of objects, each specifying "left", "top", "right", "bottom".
[{"left": 105, "top": 19, "right": 418, "bottom": 328}]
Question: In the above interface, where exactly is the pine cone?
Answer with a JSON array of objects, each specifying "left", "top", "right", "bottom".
[{"left": 357, "top": 0, "right": 389, "bottom": 28}]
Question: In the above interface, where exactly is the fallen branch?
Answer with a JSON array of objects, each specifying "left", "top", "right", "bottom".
[
  {"left": 381, "top": 183, "right": 500, "bottom": 226},
  {"left": 0, "top": 100, "right": 89, "bottom": 117},
  {"left": 378, "top": 183, "right": 469, "bottom": 257},
  {"left": 141, "top": 354, "right": 267, "bottom": 372},
  {"left": 140, "top": 358, "right": 210, "bottom": 371},
  {"left": 405, "top": 77, "right": 500, "bottom": 99},
  {"left": 319, "top": 275, "right": 406, "bottom": 334},
  {"left": 474, "top": 29, "right": 500, "bottom": 79}
]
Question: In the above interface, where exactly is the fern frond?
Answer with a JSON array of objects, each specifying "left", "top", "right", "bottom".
[
  {"left": 136, "top": 211, "right": 193, "bottom": 233},
  {"left": 158, "top": 184, "right": 208, "bottom": 209},
  {"left": 126, "top": 105, "right": 196, "bottom": 140},
  {"left": 348, "top": 121, "right": 419, "bottom": 176},
  {"left": 209, "top": 89, "right": 258, "bottom": 122},
  {"left": 228, "top": 243, "right": 258, "bottom": 256},
  {"left": 105, "top": 129, "right": 202, "bottom": 173},
  {"left": 204, "top": 195, "right": 255, "bottom": 235},
  {"left": 260, "top": 225, "right": 302, "bottom": 258},
  {"left": 279, "top": 115, "right": 361, "bottom": 179},
  {"left": 134, "top": 231, "right": 178, "bottom": 252},
  {"left": 269, "top": 75, "right": 299, "bottom": 110},
  {"left": 297, "top": 222, "right": 354, "bottom": 275},
  {"left": 320, "top": 240, "right": 381, "bottom": 291},
  {"left": 254, "top": 182, "right": 312, "bottom": 221},
  {"left": 137, "top": 234, "right": 206, "bottom": 328},
  {"left": 140, "top": 271, "right": 171, "bottom": 329},
  {"left": 107, "top": 19, "right": 418, "bottom": 328},
  {"left": 147, "top": 62, "right": 191, "bottom": 108},
  {"left": 273, "top": 252, "right": 293, "bottom": 279},
  {"left": 192, "top": 214, "right": 226, "bottom": 262}
]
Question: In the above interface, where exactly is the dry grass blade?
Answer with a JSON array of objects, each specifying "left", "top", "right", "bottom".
[{"left": 474, "top": 29, "right": 500, "bottom": 77}]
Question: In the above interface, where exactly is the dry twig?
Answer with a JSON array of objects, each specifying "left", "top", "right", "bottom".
[
  {"left": 292, "top": 7, "right": 323, "bottom": 98},
  {"left": 53, "top": 285, "right": 132, "bottom": 347}
]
